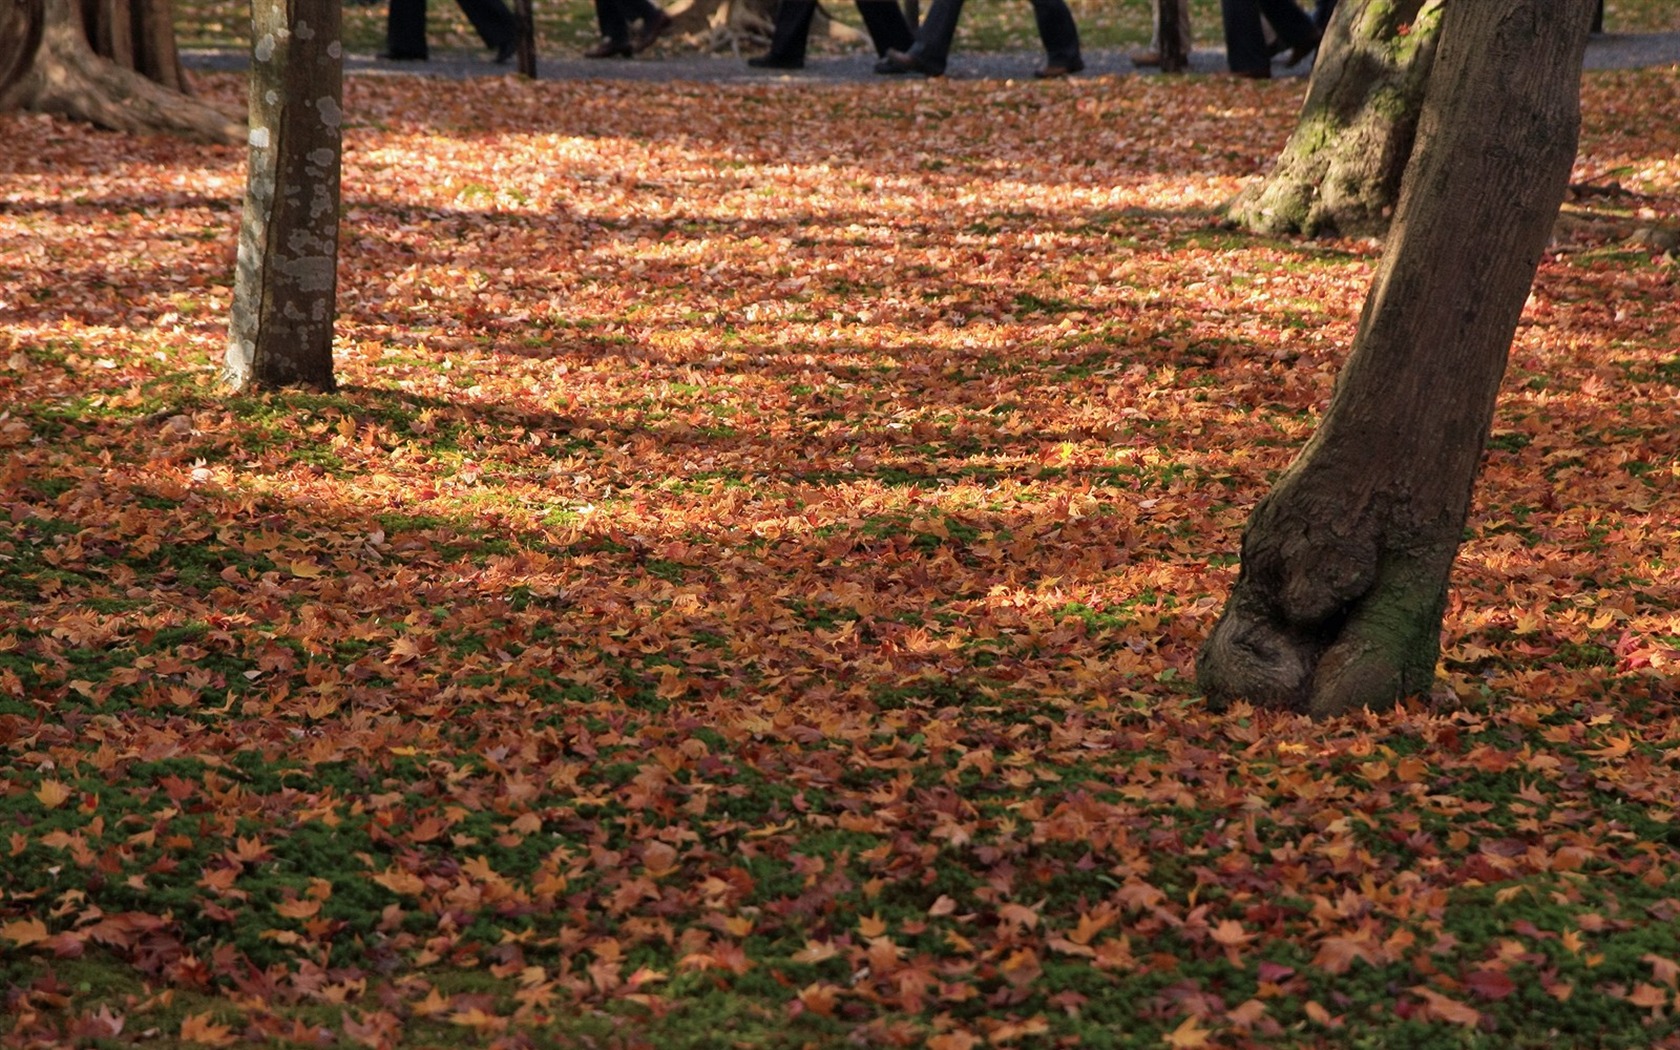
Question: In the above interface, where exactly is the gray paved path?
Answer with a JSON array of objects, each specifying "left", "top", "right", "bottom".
[{"left": 182, "top": 30, "right": 1679, "bottom": 83}]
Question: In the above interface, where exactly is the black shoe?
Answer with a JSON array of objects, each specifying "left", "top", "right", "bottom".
[
  {"left": 876, "top": 48, "right": 940, "bottom": 76},
  {"left": 583, "top": 38, "right": 633, "bottom": 57},
  {"left": 494, "top": 39, "right": 517, "bottom": 63},
  {"left": 379, "top": 50, "right": 428, "bottom": 61},
  {"left": 1033, "top": 56, "right": 1084, "bottom": 78},
  {"left": 748, "top": 54, "right": 803, "bottom": 69},
  {"left": 633, "top": 10, "right": 673, "bottom": 52}
]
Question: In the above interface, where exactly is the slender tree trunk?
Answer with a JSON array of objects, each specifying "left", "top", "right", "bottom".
[
  {"left": 224, "top": 0, "right": 343, "bottom": 393},
  {"left": 1225, "top": 0, "right": 1444, "bottom": 238},
  {"left": 1157, "top": 0, "right": 1187, "bottom": 73},
  {"left": 1196, "top": 0, "right": 1597, "bottom": 718},
  {"left": 0, "top": 0, "right": 242, "bottom": 142}
]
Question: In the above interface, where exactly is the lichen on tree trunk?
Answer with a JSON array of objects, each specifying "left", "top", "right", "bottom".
[
  {"left": 1224, "top": 0, "right": 1444, "bottom": 239},
  {"left": 224, "top": 0, "right": 343, "bottom": 393},
  {"left": 0, "top": 0, "right": 242, "bottom": 142},
  {"left": 1197, "top": 0, "right": 1598, "bottom": 718}
]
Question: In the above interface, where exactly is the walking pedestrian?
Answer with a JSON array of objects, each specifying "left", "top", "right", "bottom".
[
  {"left": 382, "top": 0, "right": 520, "bottom": 62},
  {"left": 1221, "top": 0, "right": 1318, "bottom": 78},
  {"left": 583, "top": 0, "right": 674, "bottom": 58},
  {"left": 876, "top": 0, "right": 1083, "bottom": 78},
  {"left": 747, "top": 0, "right": 914, "bottom": 70},
  {"left": 1130, "top": 0, "right": 1193, "bottom": 69}
]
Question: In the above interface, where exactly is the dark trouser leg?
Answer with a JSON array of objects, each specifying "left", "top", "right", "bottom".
[
  {"left": 1311, "top": 0, "right": 1335, "bottom": 32},
  {"left": 855, "top": 0, "right": 913, "bottom": 55},
  {"left": 1219, "top": 0, "right": 1269, "bottom": 73},
  {"left": 387, "top": 0, "right": 429, "bottom": 57},
  {"left": 761, "top": 0, "right": 817, "bottom": 63},
  {"left": 455, "top": 0, "right": 518, "bottom": 47},
  {"left": 1028, "top": 0, "right": 1080, "bottom": 66},
  {"left": 594, "top": 0, "right": 631, "bottom": 43},
  {"left": 905, "top": 0, "right": 963, "bottom": 73},
  {"left": 1254, "top": 0, "right": 1315, "bottom": 47}
]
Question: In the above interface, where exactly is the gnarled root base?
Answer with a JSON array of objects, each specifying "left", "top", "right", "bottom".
[
  {"left": 3, "top": 0, "right": 243, "bottom": 143},
  {"left": 1197, "top": 548, "right": 1448, "bottom": 719}
]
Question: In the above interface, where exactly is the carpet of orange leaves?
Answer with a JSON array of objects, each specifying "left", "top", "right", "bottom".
[{"left": 0, "top": 67, "right": 1678, "bottom": 1047}]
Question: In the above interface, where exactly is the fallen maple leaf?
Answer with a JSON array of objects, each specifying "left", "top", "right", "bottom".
[
  {"left": 1411, "top": 986, "right": 1481, "bottom": 1026},
  {"left": 179, "top": 1011, "right": 238, "bottom": 1047},
  {"left": 0, "top": 917, "right": 49, "bottom": 946},
  {"left": 1162, "top": 1014, "right": 1211, "bottom": 1048},
  {"left": 34, "top": 780, "right": 72, "bottom": 809}
]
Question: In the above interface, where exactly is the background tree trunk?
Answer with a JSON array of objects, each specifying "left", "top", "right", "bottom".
[
  {"left": 1196, "top": 0, "right": 1597, "bottom": 718},
  {"left": 1224, "top": 0, "right": 1444, "bottom": 238},
  {"left": 1157, "top": 0, "right": 1187, "bottom": 73},
  {"left": 224, "top": 0, "right": 343, "bottom": 393},
  {"left": 81, "top": 0, "right": 189, "bottom": 92},
  {"left": 667, "top": 0, "right": 859, "bottom": 54},
  {"left": 0, "top": 0, "right": 242, "bottom": 142},
  {"left": 1, "top": 0, "right": 46, "bottom": 101}
]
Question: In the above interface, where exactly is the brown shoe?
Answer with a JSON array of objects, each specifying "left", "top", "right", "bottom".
[
  {"left": 1033, "top": 57, "right": 1085, "bottom": 78},
  {"left": 584, "top": 38, "right": 633, "bottom": 57},
  {"left": 633, "top": 10, "right": 673, "bottom": 53},
  {"left": 1129, "top": 49, "right": 1161, "bottom": 67}
]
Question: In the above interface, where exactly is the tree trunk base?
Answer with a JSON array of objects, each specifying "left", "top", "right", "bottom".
[{"left": 3, "top": 0, "right": 243, "bottom": 143}]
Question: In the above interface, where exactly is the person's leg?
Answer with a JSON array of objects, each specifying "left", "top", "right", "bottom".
[
  {"left": 855, "top": 0, "right": 914, "bottom": 55},
  {"left": 1311, "top": 0, "right": 1335, "bottom": 32},
  {"left": 590, "top": 0, "right": 633, "bottom": 51},
  {"left": 750, "top": 0, "right": 817, "bottom": 66},
  {"left": 1028, "top": 0, "right": 1082, "bottom": 71},
  {"left": 1219, "top": 0, "right": 1269, "bottom": 75},
  {"left": 1254, "top": 0, "right": 1316, "bottom": 49},
  {"left": 455, "top": 0, "right": 518, "bottom": 52},
  {"left": 904, "top": 0, "right": 963, "bottom": 72},
  {"left": 385, "top": 0, "right": 429, "bottom": 59}
]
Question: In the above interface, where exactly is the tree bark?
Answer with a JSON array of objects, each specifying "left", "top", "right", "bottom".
[
  {"left": 1196, "top": 0, "right": 1597, "bottom": 718},
  {"left": 1224, "top": 0, "right": 1444, "bottom": 238},
  {"left": 81, "top": 0, "right": 189, "bottom": 92},
  {"left": 0, "top": 0, "right": 242, "bottom": 142},
  {"left": 1, "top": 0, "right": 46, "bottom": 101},
  {"left": 224, "top": 0, "right": 343, "bottom": 393},
  {"left": 1156, "top": 0, "right": 1187, "bottom": 73}
]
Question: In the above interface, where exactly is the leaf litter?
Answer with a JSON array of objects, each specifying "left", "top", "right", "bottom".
[{"left": 0, "top": 67, "right": 1678, "bottom": 1048}]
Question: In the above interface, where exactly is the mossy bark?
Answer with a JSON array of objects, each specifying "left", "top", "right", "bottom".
[
  {"left": 1225, "top": 0, "right": 1443, "bottom": 239},
  {"left": 223, "top": 0, "right": 343, "bottom": 393},
  {"left": 0, "top": 0, "right": 242, "bottom": 142},
  {"left": 1197, "top": 0, "right": 1598, "bottom": 718}
]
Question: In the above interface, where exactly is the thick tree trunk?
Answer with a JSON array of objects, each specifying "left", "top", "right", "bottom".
[
  {"left": 1, "top": 0, "right": 46, "bottom": 100},
  {"left": 81, "top": 0, "right": 188, "bottom": 92},
  {"left": 1224, "top": 0, "right": 1444, "bottom": 238},
  {"left": 1196, "top": 0, "right": 1597, "bottom": 718},
  {"left": 224, "top": 0, "right": 343, "bottom": 393},
  {"left": 0, "top": 0, "right": 242, "bottom": 142}
]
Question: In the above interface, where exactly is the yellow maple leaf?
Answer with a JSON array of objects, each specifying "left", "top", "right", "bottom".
[
  {"left": 34, "top": 780, "right": 72, "bottom": 809},
  {"left": 1, "top": 916, "right": 49, "bottom": 946},
  {"left": 1162, "top": 1014, "right": 1210, "bottom": 1048}
]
